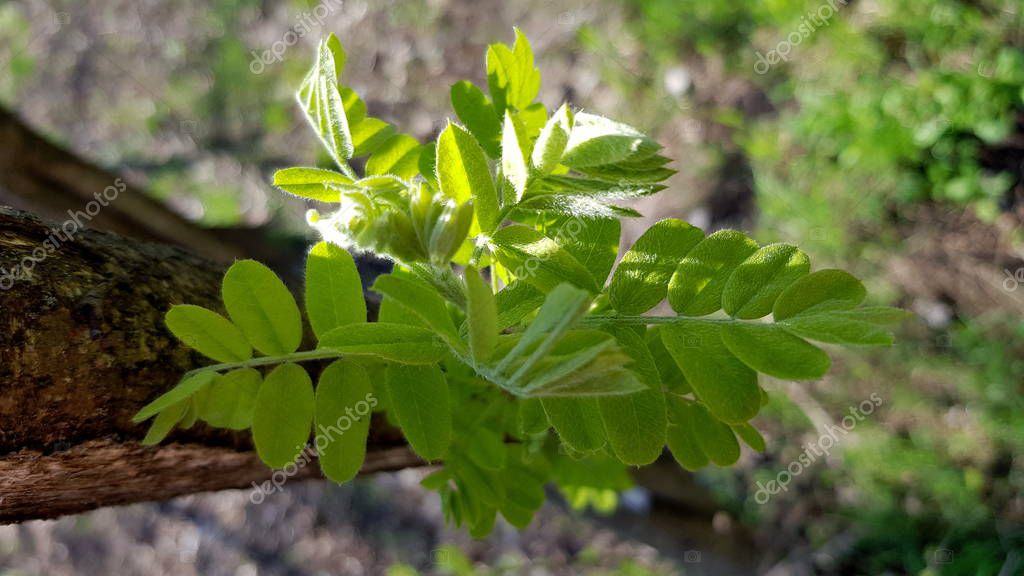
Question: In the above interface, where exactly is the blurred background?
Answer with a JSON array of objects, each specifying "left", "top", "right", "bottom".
[{"left": 1, "top": 0, "right": 1022, "bottom": 574}]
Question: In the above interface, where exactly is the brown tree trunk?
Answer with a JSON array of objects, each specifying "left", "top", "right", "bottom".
[{"left": 0, "top": 207, "right": 419, "bottom": 523}]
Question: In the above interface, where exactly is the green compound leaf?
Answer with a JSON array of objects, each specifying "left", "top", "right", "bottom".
[
  {"left": 490, "top": 225, "right": 600, "bottom": 293},
  {"left": 597, "top": 327, "right": 667, "bottom": 466},
  {"left": 464, "top": 266, "right": 498, "bottom": 362},
  {"left": 668, "top": 230, "right": 759, "bottom": 317},
  {"left": 721, "top": 322, "right": 831, "bottom": 380},
  {"left": 306, "top": 241, "right": 366, "bottom": 340},
  {"left": 541, "top": 397, "right": 607, "bottom": 453},
  {"left": 450, "top": 80, "right": 502, "bottom": 158},
  {"left": 316, "top": 360, "right": 374, "bottom": 483},
  {"left": 133, "top": 370, "right": 217, "bottom": 423},
  {"left": 370, "top": 273, "right": 461, "bottom": 350},
  {"left": 609, "top": 218, "right": 705, "bottom": 315},
  {"left": 141, "top": 399, "right": 189, "bottom": 445},
  {"left": 165, "top": 304, "right": 252, "bottom": 363},
  {"left": 561, "top": 112, "right": 661, "bottom": 168},
  {"left": 386, "top": 363, "right": 452, "bottom": 461},
  {"left": 318, "top": 322, "right": 447, "bottom": 364},
  {"left": 772, "top": 269, "right": 867, "bottom": 321},
  {"left": 272, "top": 167, "right": 352, "bottom": 202},
  {"left": 437, "top": 122, "right": 500, "bottom": 233},
  {"left": 531, "top": 103, "right": 572, "bottom": 174},
  {"left": 486, "top": 28, "right": 541, "bottom": 114},
  {"left": 222, "top": 260, "right": 302, "bottom": 356},
  {"left": 722, "top": 243, "right": 810, "bottom": 319},
  {"left": 252, "top": 363, "right": 315, "bottom": 469},
  {"left": 661, "top": 321, "right": 760, "bottom": 423},
  {"left": 199, "top": 368, "right": 260, "bottom": 430}
]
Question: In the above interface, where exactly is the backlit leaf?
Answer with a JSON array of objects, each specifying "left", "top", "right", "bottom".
[
  {"left": 252, "top": 363, "right": 315, "bottom": 469},
  {"left": 222, "top": 260, "right": 302, "bottom": 356},
  {"left": 165, "top": 305, "right": 252, "bottom": 363}
]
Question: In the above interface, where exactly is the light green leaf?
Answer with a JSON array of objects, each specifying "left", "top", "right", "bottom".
[
  {"left": 365, "top": 134, "right": 422, "bottom": 180},
  {"left": 386, "top": 364, "right": 451, "bottom": 461},
  {"left": 780, "top": 312, "right": 895, "bottom": 346},
  {"left": 721, "top": 322, "right": 831, "bottom": 380},
  {"left": 306, "top": 241, "right": 366, "bottom": 339},
  {"left": 661, "top": 321, "right": 760, "bottom": 423},
  {"left": 252, "top": 363, "right": 315, "bottom": 469},
  {"left": 495, "top": 283, "right": 590, "bottom": 381},
  {"left": 561, "top": 113, "right": 660, "bottom": 168},
  {"left": 370, "top": 274, "right": 461, "bottom": 349},
  {"left": 464, "top": 266, "right": 498, "bottom": 362},
  {"left": 318, "top": 322, "right": 447, "bottom": 364},
  {"left": 450, "top": 81, "right": 501, "bottom": 158},
  {"left": 495, "top": 280, "right": 545, "bottom": 330},
  {"left": 437, "top": 123, "right": 499, "bottom": 233},
  {"left": 722, "top": 243, "right": 810, "bottom": 319},
  {"left": 597, "top": 327, "right": 667, "bottom": 466},
  {"left": 199, "top": 368, "right": 261, "bottom": 430},
  {"left": 666, "top": 415, "right": 708, "bottom": 471},
  {"left": 609, "top": 219, "right": 705, "bottom": 315},
  {"left": 314, "top": 40, "right": 353, "bottom": 163},
  {"left": 222, "top": 260, "right": 302, "bottom": 356},
  {"left": 531, "top": 103, "right": 572, "bottom": 174},
  {"left": 501, "top": 111, "right": 530, "bottom": 202},
  {"left": 541, "top": 398, "right": 606, "bottom": 453},
  {"left": 141, "top": 399, "right": 189, "bottom": 445},
  {"left": 272, "top": 167, "right": 352, "bottom": 202},
  {"left": 772, "top": 269, "right": 866, "bottom": 321},
  {"left": 165, "top": 305, "right": 252, "bottom": 363},
  {"left": 133, "top": 371, "right": 217, "bottom": 423},
  {"left": 350, "top": 117, "right": 395, "bottom": 157},
  {"left": 316, "top": 360, "right": 374, "bottom": 483},
  {"left": 646, "top": 326, "right": 692, "bottom": 395},
  {"left": 548, "top": 216, "right": 620, "bottom": 287},
  {"left": 731, "top": 421, "right": 766, "bottom": 453},
  {"left": 678, "top": 399, "right": 740, "bottom": 466},
  {"left": 490, "top": 225, "right": 600, "bottom": 293},
  {"left": 668, "top": 230, "right": 759, "bottom": 316},
  {"left": 486, "top": 28, "right": 540, "bottom": 114}
]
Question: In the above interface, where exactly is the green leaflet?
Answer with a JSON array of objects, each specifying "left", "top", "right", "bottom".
[
  {"left": 306, "top": 241, "right": 366, "bottom": 339},
  {"left": 465, "top": 428, "right": 507, "bottom": 471},
  {"left": 494, "top": 283, "right": 591, "bottom": 381},
  {"left": 721, "top": 322, "right": 831, "bottom": 380},
  {"left": 315, "top": 360, "right": 373, "bottom": 483},
  {"left": 272, "top": 167, "right": 351, "bottom": 202},
  {"left": 661, "top": 321, "right": 760, "bottom": 423},
  {"left": 518, "top": 398, "right": 549, "bottom": 435},
  {"left": 495, "top": 280, "right": 545, "bottom": 330},
  {"left": 437, "top": 123, "right": 500, "bottom": 233},
  {"left": 547, "top": 216, "right": 620, "bottom": 287},
  {"left": 779, "top": 311, "right": 897, "bottom": 346},
  {"left": 531, "top": 103, "right": 572, "bottom": 174},
  {"left": 486, "top": 28, "right": 540, "bottom": 114},
  {"left": 772, "top": 269, "right": 866, "bottom": 321},
  {"left": 450, "top": 81, "right": 501, "bottom": 158},
  {"left": 646, "top": 326, "right": 693, "bottom": 395},
  {"left": 199, "top": 368, "right": 260, "bottom": 430},
  {"left": 490, "top": 225, "right": 600, "bottom": 293},
  {"left": 541, "top": 397, "right": 607, "bottom": 453},
  {"left": 142, "top": 399, "right": 189, "bottom": 445},
  {"left": 464, "top": 266, "right": 498, "bottom": 362},
  {"left": 222, "top": 260, "right": 302, "bottom": 356},
  {"left": 609, "top": 218, "right": 705, "bottom": 315},
  {"left": 561, "top": 113, "right": 660, "bottom": 168},
  {"left": 516, "top": 330, "right": 645, "bottom": 397},
  {"left": 386, "top": 364, "right": 452, "bottom": 461},
  {"left": 252, "top": 363, "right": 315, "bottom": 469},
  {"left": 731, "top": 421, "right": 766, "bottom": 453},
  {"left": 318, "top": 322, "right": 447, "bottom": 364},
  {"left": 668, "top": 230, "right": 759, "bottom": 316},
  {"left": 364, "top": 134, "right": 422, "bottom": 180},
  {"left": 597, "top": 327, "right": 667, "bottom": 466},
  {"left": 370, "top": 273, "right": 461, "bottom": 350},
  {"left": 133, "top": 371, "right": 217, "bottom": 423},
  {"left": 672, "top": 399, "right": 740, "bottom": 467},
  {"left": 165, "top": 304, "right": 252, "bottom": 363},
  {"left": 297, "top": 37, "right": 353, "bottom": 166},
  {"left": 722, "top": 243, "right": 810, "bottom": 319},
  {"left": 665, "top": 416, "right": 708, "bottom": 471},
  {"left": 501, "top": 111, "right": 531, "bottom": 202}
]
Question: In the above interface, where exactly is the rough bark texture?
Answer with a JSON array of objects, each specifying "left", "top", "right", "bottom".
[{"left": 0, "top": 207, "right": 418, "bottom": 523}]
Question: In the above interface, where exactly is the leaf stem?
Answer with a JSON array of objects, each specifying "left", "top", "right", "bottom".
[
  {"left": 579, "top": 315, "right": 739, "bottom": 326},
  {"left": 183, "top": 349, "right": 346, "bottom": 378}
]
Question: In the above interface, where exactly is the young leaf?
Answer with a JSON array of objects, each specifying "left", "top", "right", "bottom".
[
  {"left": 541, "top": 398, "right": 607, "bottom": 453},
  {"left": 531, "top": 103, "right": 572, "bottom": 174},
  {"left": 450, "top": 81, "right": 501, "bottom": 158},
  {"left": 165, "top": 305, "right": 252, "bottom": 363},
  {"left": 200, "top": 368, "right": 261, "bottom": 430},
  {"left": 133, "top": 371, "right": 217, "bottom": 423},
  {"left": 495, "top": 280, "right": 545, "bottom": 330},
  {"left": 609, "top": 219, "right": 705, "bottom": 315},
  {"left": 437, "top": 123, "right": 500, "bottom": 233},
  {"left": 252, "top": 363, "right": 315, "bottom": 469},
  {"left": 721, "top": 322, "right": 831, "bottom": 380},
  {"left": 486, "top": 28, "right": 540, "bottom": 114},
  {"left": 464, "top": 266, "right": 498, "bottom": 362},
  {"left": 501, "top": 111, "right": 530, "bottom": 202},
  {"left": 597, "top": 327, "right": 668, "bottom": 466},
  {"left": 495, "top": 283, "right": 590, "bottom": 380},
  {"left": 222, "top": 260, "right": 302, "bottom": 356},
  {"left": 386, "top": 364, "right": 452, "bottom": 461},
  {"left": 316, "top": 360, "right": 373, "bottom": 483},
  {"left": 490, "top": 225, "right": 601, "bottom": 293},
  {"left": 370, "top": 274, "right": 461, "bottom": 349},
  {"left": 661, "top": 321, "right": 760, "bottom": 423},
  {"left": 306, "top": 241, "right": 366, "bottom": 339},
  {"left": 141, "top": 399, "right": 189, "bottom": 445},
  {"left": 772, "top": 269, "right": 867, "bottom": 321},
  {"left": 318, "top": 322, "right": 447, "bottom": 364},
  {"left": 722, "top": 243, "right": 810, "bottom": 319},
  {"left": 364, "top": 134, "right": 422, "bottom": 180},
  {"left": 273, "top": 167, "right": 352, "bottom": 202},
  {"left": 668, "top": 230, "right": 759, "bottom": 316},
  {"left": 561, "top": 113, "right": 660, "bottom": 168}
]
